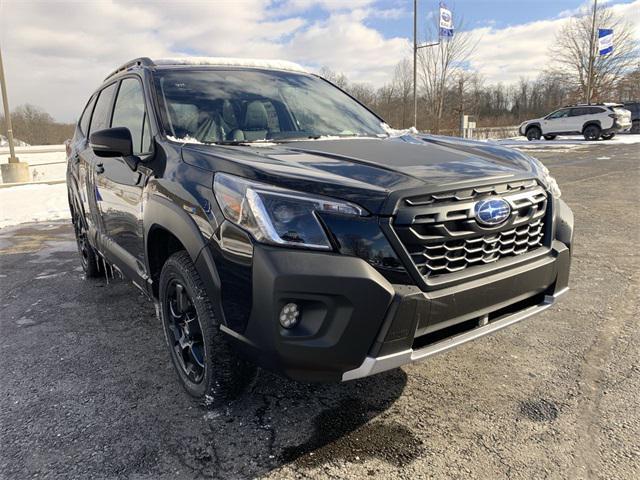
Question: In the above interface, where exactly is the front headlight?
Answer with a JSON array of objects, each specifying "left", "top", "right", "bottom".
[
  {"left": 213, "top": 173, "right": 367, "bottom": 250},
  {"left": 531, "top": 157, "right": 561, "bottom": 199}
]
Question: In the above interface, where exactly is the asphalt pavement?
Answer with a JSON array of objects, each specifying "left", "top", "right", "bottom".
[{"left": 0, "top": 141, "right": 638, "bottom": 479}]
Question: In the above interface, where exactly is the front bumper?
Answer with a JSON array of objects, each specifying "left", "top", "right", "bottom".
[{"left": 219, "top": 199, "right": 573, "bottom": 383}]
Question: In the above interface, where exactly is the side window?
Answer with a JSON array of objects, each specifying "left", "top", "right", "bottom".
[
  {"left": 111, "top": 78, "right": 151, "bottom": 155},
  {"left": 78, "top": 95, "right": 96, "bottom": 136},
  {"left": 549, "top": 109, "right": 569, "bottom": 119},
  {"left": 589, "top": 107, "right": 605, "bottom": 114},
  {"left": 90, "top": 83, "right": 118, "bottom": 134},
  {"left": 569, "top": 108, "right": 583, "bottom": 117}
]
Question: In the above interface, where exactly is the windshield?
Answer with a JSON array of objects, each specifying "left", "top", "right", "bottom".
[{"left": 153, "top": 68, "right": 386, "bottom": 144}]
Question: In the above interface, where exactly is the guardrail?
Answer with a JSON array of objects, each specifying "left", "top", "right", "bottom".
[{"left": 0, "top": 145, "right": 66, "bottom": 183}]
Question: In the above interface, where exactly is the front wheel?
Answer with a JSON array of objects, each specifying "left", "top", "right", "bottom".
[
  {"left": 526, "top": 127, "right": 541, "bottom": 141},
  {"left": 583, "top": 125, "right": 601, "bottom": 141},
  {"left": 543, "top": 134, "right": 556, "bottom": 140},
  {"left": 601, "top": 133, "right": 615, "bottom": 140},
  {"left": 158, "top": 251, "right": 256, "bottom": 403}
]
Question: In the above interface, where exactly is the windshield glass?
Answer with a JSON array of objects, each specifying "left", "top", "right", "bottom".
[{"left": 153, "top": 68, "right": 386, "bottom": 144}]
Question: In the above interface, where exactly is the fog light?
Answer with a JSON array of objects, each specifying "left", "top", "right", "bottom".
[{"left": 279, "top": 303, "right": 300, "bottom": 328}]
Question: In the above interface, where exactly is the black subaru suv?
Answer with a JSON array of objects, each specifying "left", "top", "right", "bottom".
[{"left": 67, "top": 57, "right": 573, "bottom": 401}]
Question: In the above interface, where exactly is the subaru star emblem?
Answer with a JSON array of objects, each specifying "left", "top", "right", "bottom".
[{"left": 474, "top": 198, "right": 511, "bottom": 226}]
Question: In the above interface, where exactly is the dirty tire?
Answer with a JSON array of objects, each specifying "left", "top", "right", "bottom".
[
  {"left": 159, "top": 251, "right": 256, "bottom": 404},
  {"left": 631, "top": 120, "right": 640, "bottom": 134},
  {"left": 601, "top": 133, "right": 615, "bottom": 140},
  {"left": 543, "top": 134, "right": 556, "bottom": 140},
  {"left": 526, "top": 126, "right": 541, "bottom": 141},
  {"left": 583, "top": 124, "right": 601, "bottom": 141}
]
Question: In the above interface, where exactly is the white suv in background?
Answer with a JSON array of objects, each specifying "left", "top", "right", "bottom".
[{"left": 519, "top": 104, "right": 632, "bottom": 141}]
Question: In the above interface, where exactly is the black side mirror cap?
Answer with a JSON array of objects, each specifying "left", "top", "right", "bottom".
[{"left": 90, "top": 127, "right": 133, "bottom": 158}]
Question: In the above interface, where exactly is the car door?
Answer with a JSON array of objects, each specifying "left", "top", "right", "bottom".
[
  {"left": 568, "top": 107, "right": 588, "bottom": 133},
  {"left": 78, "top": 82, "right": 119, "bottom": 235},
  {"left": 94, "top": 76, "right": 153, "bottom": 280},
  {"left": 543, "top": 109, "right": 571, "bottom": 133}
]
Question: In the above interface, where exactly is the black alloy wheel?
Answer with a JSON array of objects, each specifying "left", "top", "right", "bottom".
[
  {"left": 583, "top": 125, "right": 601, "bottom": 141},
  {"left": 526, "top": 127, "right": 541, "bottom": 141},
  {"left": 165, "top": 280, "right": 206, "bottom": 384}
]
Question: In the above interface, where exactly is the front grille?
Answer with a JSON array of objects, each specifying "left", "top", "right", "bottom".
[{"left": 392, "top": 179, "right": 548, "bottom": 279}]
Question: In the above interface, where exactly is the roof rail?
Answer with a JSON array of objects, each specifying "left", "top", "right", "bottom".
[{"left": 104, "top": 57, "right": 155, "bottom": 81}]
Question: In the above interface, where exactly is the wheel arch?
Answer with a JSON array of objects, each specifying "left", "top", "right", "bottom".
[
  {"left": 525, "top": 122, "right": 541, "bottom": 133},
  {"left": 144, "top": 195, "right": 224, "bottom": 323},
  {"left": 582, "top": 120, "right": 601, "bottom": 132}
]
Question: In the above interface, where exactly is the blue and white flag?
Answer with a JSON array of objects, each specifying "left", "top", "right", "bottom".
[
  {"left": 598, "top": 28, "right": 613, "bottom": 55},
  {"left": 439, "top": 3, "right": 454, "bottom": 38}
]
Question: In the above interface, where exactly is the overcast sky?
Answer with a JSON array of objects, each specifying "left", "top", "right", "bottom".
[{"left": 1, "top": 0, "right": 639, "bottom": 122}]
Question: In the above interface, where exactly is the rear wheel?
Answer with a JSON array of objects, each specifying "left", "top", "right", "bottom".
[
  {"left": 583, "top": 124, "right": 601, "bottom": 141},
  {"left": 630, "top": 120, "right": 640, "bottom": 134},
  {"left": 72, "top": 209, "right": 102, "bottom": 278},
  {"left": 601, "top": 133, "right": 615, "bottom": 140},
  {"left": 526, "top": 126, "right": 541, "bottom": 141},
  {"left": 543, "top": 134, "right": 556, "bottom": 140},
  {"left": 159, "top": 251, "right": 256, "bottom": 403}
]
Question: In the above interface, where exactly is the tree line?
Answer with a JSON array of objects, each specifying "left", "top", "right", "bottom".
[{"left": 0, "top": 104, "right": 75, "bottom": 146}]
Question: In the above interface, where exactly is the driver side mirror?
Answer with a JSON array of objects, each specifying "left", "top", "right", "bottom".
[
  {"left": 90, "top": 127, "right": 133, "bottom": 157},
  {"left": 90, "top": 127, "right": 139, "bottom": 170}
]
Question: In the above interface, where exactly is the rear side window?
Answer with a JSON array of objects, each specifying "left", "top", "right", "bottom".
[
  {"left": 570, "top": 108, "right": 587, "bottom": 116},
  {"left": 78, "top": 95, "right": 96, "bottom": 136},
  {"left": 111, "top": 78, "right": 151, "bottom": 155},
  {"left": 90, "top": 83, "right": 118, "bottom": 134},
  {"left": 588, "top": 107, "right": 605, "bottom": 114}
]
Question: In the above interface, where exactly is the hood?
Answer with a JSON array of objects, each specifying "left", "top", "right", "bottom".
[{"left": 180, "top": 135, "right": 538, "bottom": 214}]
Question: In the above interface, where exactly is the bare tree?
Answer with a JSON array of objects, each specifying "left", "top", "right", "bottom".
[
  {"left": 417, "top": 15, "right": 478, "bottom": 132},
  {"left": 391, "top": 58, "right": 413, "bottom": 128},
  {"left": 549, "top": 2, "right": 639, "bottom": 103},
  {"left": 318, "top": 66, "right": 349, "bottom": 90}
]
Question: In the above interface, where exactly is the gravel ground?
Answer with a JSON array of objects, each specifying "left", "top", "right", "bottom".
[{"left": 0, "top": 142, "right": 638, "bottom": 479}]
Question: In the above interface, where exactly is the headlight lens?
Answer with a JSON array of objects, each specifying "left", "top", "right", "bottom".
[
  {"left": 214, "top": 173, "right": 366, "bottom": 250},
  {"left": 531, "top": 157, "right": 561, "bottom": 198}
]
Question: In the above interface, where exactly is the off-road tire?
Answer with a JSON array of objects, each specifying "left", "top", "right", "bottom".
[
  {"left": 158, "top": 251, "right": 256, "bottom": 404},
  {"left": 526, "top": 126, "right": 541, "bottom": 141},
  {"left": 583, "top": 124, "right": 601, "bottom": 141},
  {"left": 543, "top": 134, "right": 556, "bottom": 140},
  {"left": 601, "top": 133, "right": 615, "bottom": 140},
  {"left": 72, "top": 209, "right": 102, "bottom": 278}
]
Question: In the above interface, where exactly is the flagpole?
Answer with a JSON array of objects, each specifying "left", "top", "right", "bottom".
[
  {"left": 586, "top": 0, "right": 598, "bottom": 105},
  {"left": 413, "top": 0, "right": 418, "bottom": 128}
]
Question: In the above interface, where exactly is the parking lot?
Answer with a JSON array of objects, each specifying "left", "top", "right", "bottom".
[{"left": 1, "top": 140, "right": 638, "bottom": 479}]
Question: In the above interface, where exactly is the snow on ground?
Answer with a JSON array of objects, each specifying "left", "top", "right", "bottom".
[
  {"left": 492, "top": 133, "right": 640, "bottom": 149},
  {"left": 0, "top": 183, "right": 70, "bottom": 228}
]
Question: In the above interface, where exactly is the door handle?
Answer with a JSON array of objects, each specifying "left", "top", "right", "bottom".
[{"left": 95, "top": 163, "right": 105, "bottom": 174}]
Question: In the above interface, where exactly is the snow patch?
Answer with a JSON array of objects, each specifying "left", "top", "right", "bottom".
[
  {"left": 0, "top": 183, "right": 70, "bottom": 228},
  {"left": 154, "top": 57, "right": 308, "bottom": 74},
  {"left": 381, "top": 122, "right": 418, "bottom": 137},
  {"left": 166, "top": 135, "right": 204, "bottom": 145}
]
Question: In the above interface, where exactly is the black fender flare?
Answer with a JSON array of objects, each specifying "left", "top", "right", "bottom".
[
  {"left": 525, "top": 122, "right": 541, "bottom": 133},
  {"left": 582, "top": 120, "right": 601, "bottom": 132},
  {"left": 143, "top": 194, "right": 226, "bottom": 324}
]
